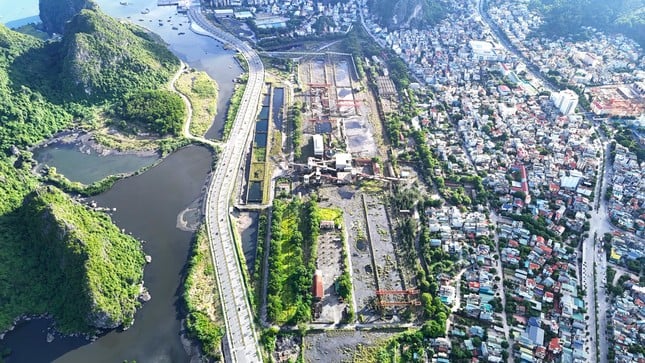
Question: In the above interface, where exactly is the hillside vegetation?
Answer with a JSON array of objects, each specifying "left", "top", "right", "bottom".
[
  {"left": 60, "top": 8, "right": 179, "bottom": 101},
  {"left": 0, "top": 1, "right": 180, "bottom": 334},
  {"left": 39, "top": 0, "right": 95, "bottom": 35},
  {"left": 20, "top": 187, "right": 145, "bottom": 331},
  {"left": 367, "top": 0, "right": 448, "bottom": 29},
  {"left": 529, "top": 0, "right": 645, "bottom": 47}
]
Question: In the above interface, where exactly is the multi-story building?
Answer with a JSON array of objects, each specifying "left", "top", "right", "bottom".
[{"left": 551, "top": 89, "right": 579, "bottom": 115}]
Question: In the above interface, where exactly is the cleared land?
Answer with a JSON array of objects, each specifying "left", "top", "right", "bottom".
[
  {"left": 313, "top": 206, "right": 351, "bottom": 324},
  {"left": 304, "top": 330, "right": 393, "bottom": 362},
  {"left": 321, "top": 186, "right": 379, "bottom": 321}
]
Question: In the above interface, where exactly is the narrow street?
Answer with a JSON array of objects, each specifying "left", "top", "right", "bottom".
[{"left": 490, "top": 212, "right": 515, "bottom": 363}]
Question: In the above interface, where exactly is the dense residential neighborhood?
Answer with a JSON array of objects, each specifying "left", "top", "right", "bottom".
[
  {"left": 1, "top": 0, "right": 644, "bottom": 362},
  {"left": 205, "top": 0, "right": 644, "bottom": 361}
]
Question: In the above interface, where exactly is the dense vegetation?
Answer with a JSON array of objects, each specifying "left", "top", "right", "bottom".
[
  {"left": 266, "top": 198, "right": 320, "bottom": 324},
  {"left": 288, "top": 102, "right": 304, "bottom": 159},
  {"left": 367, "top": 0, "right": 448, "bottom": 29},
  {"left": 22, "top": 187, "right": 145, "bottom": 331},
  {"left": 0, "top": 25, "right": 74, "bottom": 152},
  {"left": 39, "top": 0, "right": 95, "bottom": 34},
  {"left": 119, "top": 90, "right": 186, "bottom": 136},
  {"left": 183, "top": 226, "right": 224, "bottom": 360},
  {"left": 528, "top": 0, "right": 645, "bottom": 47},
  {"left": 0, "top": 2, "right": 181, "bottom": 335},
  {"left": 60, "top": 8, "right": 179, "bottom": 101},
  {"left": 0, "top": 182, "right": 145, "bottom": 332}
]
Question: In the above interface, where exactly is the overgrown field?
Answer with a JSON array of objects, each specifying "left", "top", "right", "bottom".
[
  {"left": 267, "top": 198, "right": 320, "bottom": 324},
  {"left": 176, "top": 70, "right": 218, "bottom": 137},
  {"left": 183, "top": 225, "right": 224, "bottom": 360}
]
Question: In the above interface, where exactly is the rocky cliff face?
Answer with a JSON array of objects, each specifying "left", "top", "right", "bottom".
[
  {"left": 39, "top": 0, "right": 96, "bottom": 35},
  {"left": 368, "top": 0, "right": 447, "bottom": 29}
]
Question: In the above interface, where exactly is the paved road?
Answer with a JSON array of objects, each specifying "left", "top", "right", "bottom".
[
  {"left": 189, "top": 7, "right": 264, "bottom": 363},
  {"left": 477, "top": 0, "right": 557, "bottom": 92},
  {"left": 582, "top": 140, "right": 612, "bottom": 362}
]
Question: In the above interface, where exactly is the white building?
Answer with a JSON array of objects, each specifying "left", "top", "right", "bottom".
[
  {"left": 313, "top": 134, "right": 324, "bottom": 157},
  {"left": 469, "top": 40, "right": 504, "bottom": 62},
  {"left": 335, "top": 153, "right": 352, "bottom": 171},
  {"left": 550, "top": 89, "right": 579, "bottom": 115}
]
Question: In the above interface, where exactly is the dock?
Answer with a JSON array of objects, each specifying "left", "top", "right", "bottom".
[{"left": 158, "top": 0, "right": 191, "bottom": 12}]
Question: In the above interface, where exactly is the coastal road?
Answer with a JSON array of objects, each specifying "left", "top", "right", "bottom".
[{"left": 189, "top": 7, "right": 264, "bottom": 363}]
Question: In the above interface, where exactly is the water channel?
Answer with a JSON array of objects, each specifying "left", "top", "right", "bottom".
[
  {"left": 4, "top": 146, "right": 213, "bottom": 363},
  {"left": 33, "top": 142, "right": 159, "bottom": 185},
  {"left": 2, "top": 1, "right": 248, "bottom": 362}
]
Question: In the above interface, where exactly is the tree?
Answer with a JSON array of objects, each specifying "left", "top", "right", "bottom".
[{"left": 119, "top": 90, "right": 185, "bottom": 136}]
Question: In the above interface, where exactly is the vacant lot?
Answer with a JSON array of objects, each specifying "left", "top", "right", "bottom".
[{"left": 304, "top": 330, "right": 393, "bottom": 362}]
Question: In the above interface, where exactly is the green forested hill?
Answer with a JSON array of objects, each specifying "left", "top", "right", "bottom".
[
  {"left": 529, "top": 0, "right": 645, "bottom": 47},
  {"left": 19, "top": 187, "right": 145, "bottom": 331},
  {"left": 60, "top": 8, "right": 178, "bottom": 101},
  {"left": 0, "top": 3, "right": 180, "bottom": 150},
  {"left": 367, "top": 0, "right": 448, "bottom": 29},
  {"left": 0, "top": 24, "right": 73, "bottom": 151},
  {"left": 0, "top": 2, "right": 179, "bottom": 334},
  {"left": 39, "top": 0, "right": 95, "bottom": 35}
]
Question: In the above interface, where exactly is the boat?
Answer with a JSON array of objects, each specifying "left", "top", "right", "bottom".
[
  {"left": 119, "top": 1, "right": 128, "bottom": 5},
  {"left": 178, "top": 32, "right": 185, "bottom": 35},
  {"left": 141, "top": 8, "right": 150, "bottom": 14}
]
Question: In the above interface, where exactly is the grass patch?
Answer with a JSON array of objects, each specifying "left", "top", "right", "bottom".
[
  {"left": 270, "top": 130, "right": 283, "bottom": 158},
  {"left": 223, "top": 75, "right": 248, "bottom": 140},
  {"left": 176, "top": 70, "right": 218, "bottom": 137},
  {"left": 318, "top": 207, "right": 342, "bottom": 224},
  {"left": 184, "top": 225, "right": 224, "bottom": 360},
  {"left": 250, "top": 162, "right": 266, "bottom": 181},
  {"left": 254, "top": 147, "right": 267, "bottom": 162},
  {"left": 358, "top": 179, "right": 385, "bottom": 194}
]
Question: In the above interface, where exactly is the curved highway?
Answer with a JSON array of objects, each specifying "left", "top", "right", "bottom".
[{"left": 189, "top": 7, "right": 264, "bottom": 363}]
